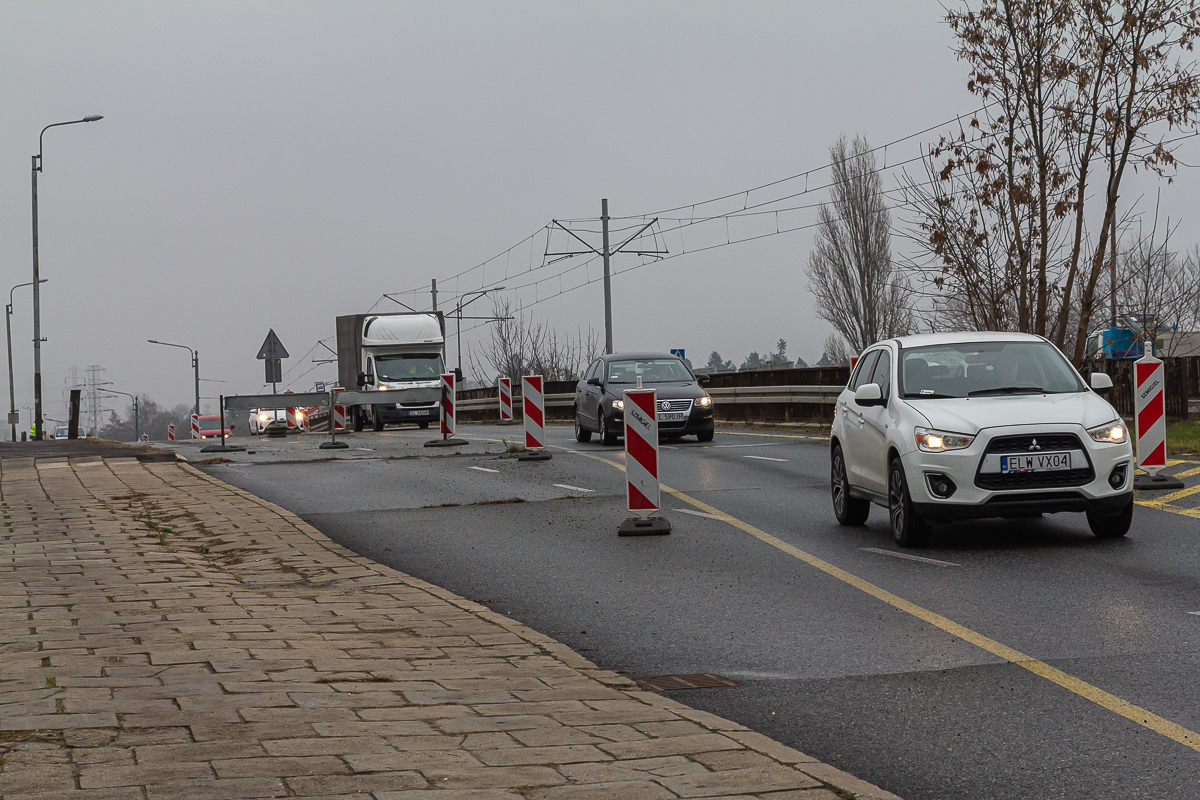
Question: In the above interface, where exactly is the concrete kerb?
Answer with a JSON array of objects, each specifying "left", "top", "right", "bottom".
[{"left": 0, "top": 454, "right": 903, "bottom": 800}]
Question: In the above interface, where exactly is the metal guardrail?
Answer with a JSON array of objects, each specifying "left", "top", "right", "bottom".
[{"left": 456, "top": 385, "right": 841, "bottom": 412}]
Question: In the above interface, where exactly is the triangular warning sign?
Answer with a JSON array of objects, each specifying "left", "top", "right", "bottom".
[{"left": 256, "top": 329, "right": 289, "bottom": 360}]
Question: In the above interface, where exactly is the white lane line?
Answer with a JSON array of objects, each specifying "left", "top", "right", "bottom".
[
  {"left": 674, "top": 507, "right": 721, "bottom": 520},
  {"left": 469, "top": 466, "right": 500, "bottom": 473},
  {"left": 553, "top": 483, "right": 594, "bottom": 493},
  {"left": 861, "top": 547, "right": 961, "bottom": 567},
  {"left": 743, "top": 455, "right": 788, "bottom": 462},
  {"left": 1187, "top": 611, "right": 1200, "bottom": 616}
]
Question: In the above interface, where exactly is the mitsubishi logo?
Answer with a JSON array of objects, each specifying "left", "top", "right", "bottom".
[
  {"left": 1029, "top": 439, "right": 1041, "bottom": 451},
  {"left": 659, "top": 400, "right": 671, "bottom": 411}
]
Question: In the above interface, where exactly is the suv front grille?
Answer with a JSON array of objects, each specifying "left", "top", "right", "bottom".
[{"left": 975, "top": 432, "right": 1094, "bottom": 490}]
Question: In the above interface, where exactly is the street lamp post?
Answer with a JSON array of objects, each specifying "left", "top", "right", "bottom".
[
  {"left": 147, "top": 340, "right": 199, "bottom": 416},
  {"left": 31, "top": 115, "right": 103, "bottom": 440},
  {"left": 101, "top": 388, "right": 138, "bottom": 442},
  {"left": 452, "top": 287, "right": 505, "bottom": 376},
  {"left": 7, "top": 279, "right": 47, "bottom": 442}
]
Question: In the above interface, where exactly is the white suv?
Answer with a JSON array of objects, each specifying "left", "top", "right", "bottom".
[{"left": 830, "top": 332, "right": 1134, "bottom": 547}]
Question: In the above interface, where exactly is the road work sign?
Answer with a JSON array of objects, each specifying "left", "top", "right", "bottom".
[
  {"left": 190, "top": 414, "right": 199, "bottom": 440},
  {"left": 1135, "top": 350, "right": 1167, "bottom": 475},
  {"left": 522, "top": 376, "right": 544, "bottom": 450},
  {"left": 440, "top": 373, "right": 456, "bottom": 437},
  {"left": 167, "top": 424, "right": 175, "bottom": 441}
]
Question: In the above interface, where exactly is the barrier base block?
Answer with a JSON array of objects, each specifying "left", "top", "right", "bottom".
[
  {"left": 319, "top": 441, "right": 350, "bottom": 450},
  {"left": 425, "top": 438, "right": 467, "bottom": 448},
  {"left": 618, "top": 516, "right": 671, "bottom": 536},
  {"left": 518, "top": 450, "right": 552, "bottom": 461},
  {"left": 1134, "top": 472, "right": 1186, "bottom": 491},
  {"left": 200, "top": 444, "right": 246, "bottom": 453}
]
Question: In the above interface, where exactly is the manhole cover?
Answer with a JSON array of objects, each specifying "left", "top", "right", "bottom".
[{"left": 636, "top": 673, "right": 739, "bottom": 693}]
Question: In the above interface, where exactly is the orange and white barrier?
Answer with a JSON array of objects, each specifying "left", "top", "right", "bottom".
[
  {"left": 333, "top": 404, "right": 346, "bottom": 431},
  {"left": 522, "top": 376, "right": 544, "bottom": 450},
  {"left": 167, "top": 424, "right": 175, "bottom": 442},
  {"left": 498, "top": 377, "right": 513, "bottom": 422},
  {"left": 440, "top": 373, "right": 456, "bottom": 437},
  {"left": 623, "top": 388, "right": 660, "bottom": 513},
  {"left": 190, "top": 414, "right": 200, "bottom": 440},
  {"left": 1135, "top": 349, "right": 1167, "bottom": 474}
]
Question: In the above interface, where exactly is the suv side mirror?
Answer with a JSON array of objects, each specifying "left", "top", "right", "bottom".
[
  {"left": 695, "top": 372, "right": 711, "bottom": 383},
  {"left": 854, "top": 383, "right": 885, "bottom": 407},
  {"left": 1089, "top": 372, "right": 1114, "bottom": 392},
  {"left": 586, "top": 377, "right": 602, "bottom": 387}
]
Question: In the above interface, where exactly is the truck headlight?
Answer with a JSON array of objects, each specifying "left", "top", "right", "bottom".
[
  {"left": 1088, "top": 420, "right": 1127, "bottom": 443},
  {"left": 612, "top": 399, "right": 624, "bottom": 410},
  {"left": 697, "top": 395, "right": 712, "bottom": 407},
  {"left": 915, "top": 427, "right": 974, "bottom": 453},
  {"left": 258, "top": 413, "right": 268, "bottom": 421},
  {"left": 379, "top": 383, "right": 390, "bottom": 390}
]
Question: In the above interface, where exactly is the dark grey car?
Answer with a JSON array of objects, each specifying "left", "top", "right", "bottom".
[{"left": 574, "top": 352, "right": 715, "bottom": 444}]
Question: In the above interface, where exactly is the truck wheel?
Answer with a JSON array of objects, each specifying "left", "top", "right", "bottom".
[
  {"left": 352, "top": 407, "right": 364, "bottom": 432},
  {"left": 417, "top": 421, "right": 430, "bottom": 430},
  {"left": 372, "top": 406, "right": 384, "bottom": 431}
]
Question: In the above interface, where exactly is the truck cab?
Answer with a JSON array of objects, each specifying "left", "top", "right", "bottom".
[{"left": 337, "top": 312, "right": 446, "bottom": 431}]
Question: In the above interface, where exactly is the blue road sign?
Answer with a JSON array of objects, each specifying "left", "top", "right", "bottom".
[
  {"left": 670, "top": 348, "right": 685, "bottom": 361},
  {"left": 314, "top": 381, "right": 326, "bottom": 392}
]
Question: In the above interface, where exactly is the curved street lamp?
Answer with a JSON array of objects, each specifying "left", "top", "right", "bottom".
[
  {"left": 147, "top": 340, "right": 199, "bottom": 416},
  {"left": 31, "top": 115, "right": 103, "bottom": 440}
]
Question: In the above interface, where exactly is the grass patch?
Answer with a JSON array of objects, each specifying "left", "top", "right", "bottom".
[
  {"left": 469, "top": 497, "right": 526, "bottom": 506},
  {"left": 1166, "top": 420, "right": 1200, "bottom": 455}
]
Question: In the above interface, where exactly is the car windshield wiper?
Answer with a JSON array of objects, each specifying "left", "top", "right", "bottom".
[
  {"left": 967, "top": 385, "right": 1045, "bottom": 396},
  {"left": 903, "top": 392, "right": 958, "bottom": 399}
]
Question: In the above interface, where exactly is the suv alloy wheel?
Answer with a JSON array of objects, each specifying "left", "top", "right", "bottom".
[{"left": 889, "top": 457, "right": 930, "bottom": 547}]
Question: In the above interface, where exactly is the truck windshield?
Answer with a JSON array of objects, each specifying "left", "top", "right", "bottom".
[
  {"left": 606, "top": 358, "right": 693, "bottom": 384},
  {"left": 375, "top": 354, "right": 443, "bottom": 382},
  {"left": 901, "top": 341, "right": 1083, "bottom": 398}
]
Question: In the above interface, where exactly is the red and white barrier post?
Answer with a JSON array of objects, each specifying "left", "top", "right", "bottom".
[
  {"left": 167, "top": 424, "right": 175, "bottom": 442},
  {"left": 286, "top": 407, "right": 298, "bottom": 430},
  {"left": 333, "top": 404, "right": 346, "bottom": 431},
  {"left": 425, "top": 372, "right": 466, "bottom": 447},
  {"left": 141, "top": 433, "right": 149, "bottom": 442},
  {"left": 498, "top": 377, "right": 514, "bottom": 423},
  {"left": 320, "top": 388, "right": 349, "bottom": 451},
  {"left": 1134, "top": 346, "right": 1183, "bottom": 489},
  {"left": 190, "top": 414, "right": 200, "bottom": 440},
  {"left": 620, "top": 387, "right": 670, "bottom": 535},
  {"left": 519, "top": 375, "right": 551, "bottom": 461}
]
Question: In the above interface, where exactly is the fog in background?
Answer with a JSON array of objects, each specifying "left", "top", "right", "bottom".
[{"left": 2, "top": 1, "right": 1196, "bottom": 422}]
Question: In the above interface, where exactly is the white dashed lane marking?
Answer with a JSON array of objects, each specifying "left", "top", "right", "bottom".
[
  {"left": 861, "top": 547, "right": 961, "bottom": 567},
  {"left": 743, "top": 455, "right": 788, "bottom": 462},
  {"left": 674, "top": 507, "right": 721, "bottom": 520},
  {"left": 553, "top": 483, "right": 594, "bottom": 493},
  {"left": 469, "top": 466, "right": 499, "bottom": 473}
]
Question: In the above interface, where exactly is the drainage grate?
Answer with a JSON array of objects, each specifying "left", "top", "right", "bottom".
[{"left": 636, "top": 673, "right": 740, "bottom": 693}]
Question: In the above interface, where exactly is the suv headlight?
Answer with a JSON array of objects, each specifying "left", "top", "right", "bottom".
[
  {"left": 915, "top": 427, "right": 974, "bottom": 453},
  {"left": 1088, "top": 420, "right": 1127, "bottom": 443},
  {"left": 612, "top": 399, "right": 624, "bottom": 410},
  {"left": 697, "top": 395, "right": 712, "bottom": 407}
]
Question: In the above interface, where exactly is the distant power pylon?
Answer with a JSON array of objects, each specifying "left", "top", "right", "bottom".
[{"left": 85, "top": 365, "right": 107, "bottom": 435}]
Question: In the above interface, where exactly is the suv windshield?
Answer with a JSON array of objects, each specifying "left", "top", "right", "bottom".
[
  {"left": 901, "top": 341, "right": 1083, "bottom": 399},
  {"left": 375, "top": 353, "right": 443, "bottom": 382},
  {"left": 606, "top": 358, "right": 693, "bottom": 384}
]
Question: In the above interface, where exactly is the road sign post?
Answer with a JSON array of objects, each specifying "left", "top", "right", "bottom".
[
  {"left": 257, "top": 329, "right": 289, "bottom": 393},
  {"left": 618, "top": 387, "right": 670, "bottom": 535},
  {"left": 1133, "top": 346, "right": 1184, "bottom": 490},
  {"left": 518, "top": 375, "right": 551, "bottom": 461}
]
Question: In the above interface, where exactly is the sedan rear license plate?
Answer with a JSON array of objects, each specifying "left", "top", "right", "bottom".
[
  {"left": 657, "top": 412, "right": 687, "bottom": 422},
  {"left": 1000, "top": 452, "right": 1071, "bottom": 473}
]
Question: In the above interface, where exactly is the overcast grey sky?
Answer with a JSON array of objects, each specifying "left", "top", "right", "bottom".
[{"left": 2, "top": 1, "right": 1196, "bottom": 423}]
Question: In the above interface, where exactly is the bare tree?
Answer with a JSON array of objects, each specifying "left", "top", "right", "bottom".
[
  {"left": 910, "top": 0, "right": 1200, "bottom": 361},
  {"left": 806, "top": 135, "right": 914, "bottom": 356},
  {"left": 467, "top": 297, "right": 601, "bottom": 385},
  {"left": 821, "top": 333, "right": 854, "bottom": 367},
  {"left": 1116, "top": 219, "right": 1200, "bottom": 353}
]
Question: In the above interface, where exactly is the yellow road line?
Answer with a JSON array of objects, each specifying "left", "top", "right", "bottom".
[
  {"left": 569, "top": 447, "right": 1200, "bottom": 754},
  {"left": 1171, "top": 465, "right": 1200, "bottom": 479},
  {"left": 1141, "top": 483, "right": 1200, "bottom": 505}
]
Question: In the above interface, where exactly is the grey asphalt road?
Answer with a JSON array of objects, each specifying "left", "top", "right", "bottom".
[{"left": 197, "top": 422, "right": 1200, "bottom": 800}]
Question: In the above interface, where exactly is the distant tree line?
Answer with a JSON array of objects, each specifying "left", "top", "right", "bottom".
[{"left": 99, "top": 396, "right": 193, "bottom": 442}]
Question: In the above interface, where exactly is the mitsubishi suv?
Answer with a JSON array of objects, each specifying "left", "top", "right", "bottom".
[{"left": 830, "top": 332, "right": 1134, "bottom": 547}]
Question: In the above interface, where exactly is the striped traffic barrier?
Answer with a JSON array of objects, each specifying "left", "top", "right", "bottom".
[
  {"left": 1133, "top": 347, "right": 1182, "bottom": 489},
  {"left": 190, "top": 414, "right": 200, "bottom": 440},
  {"left": 519, "top": 375, "right": 551, "bottom": 461},
  {"left": 286, "top": 407, "right": 298, "bottom": 430},
  {"left": 425, "top": 373, "right": 466, "bottom": 447},
  {"left": 618, "top": 387, "right": 670, "bottom": 535},
  {"left": 167, "top": 424, "right": 175, "bottom": 442},
  {"left": 141, "top": 433, "right": 149, "bottom": 442},
  {"left": 333, "top": 404, "right": 346, "bottom": 431},
  {"left": 498, "top": 377, "right": 514, "bottom": 422}
]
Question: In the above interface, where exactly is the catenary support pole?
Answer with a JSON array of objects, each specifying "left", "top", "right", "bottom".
[
  {"left": 194, "top": 350, "right": 200, "bottom": 417},
  {"left": 602, "top": 198, "right": 612, "bottom": 354},
  {"left": 31, "top": 158, "right": 42, "bottom": 439},
  {"left": 431, "top": 279, "right": 438, "bottom": 312}
]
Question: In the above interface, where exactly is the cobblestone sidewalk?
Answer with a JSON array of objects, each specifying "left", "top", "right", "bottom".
[{"left": 0, "top": 455, "right": 900, "bottom": 800}]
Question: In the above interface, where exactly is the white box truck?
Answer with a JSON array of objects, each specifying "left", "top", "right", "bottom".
[{"left": 336, "top": 312, "right": 446, "bottom": 431}]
